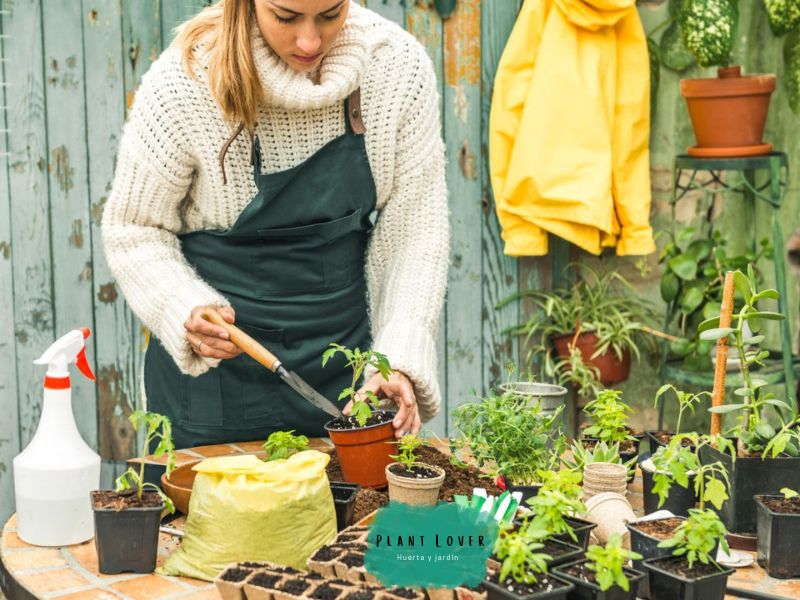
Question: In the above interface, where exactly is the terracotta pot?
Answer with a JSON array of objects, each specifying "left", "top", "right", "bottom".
[
  {"left": 325, "top": 411, "right": 397, "bottom": 489},
  {"left": 385, "top": 462, "right": 445, "bottom": 505},
  {"left": 160, "top": 460, "right": 202, "bottom": 515},
  {"left": 552, "top": 332, "right": 631, "bottom": 385},
  {"left": 680, "top": 66, "right": 776, "bottom": 157}
]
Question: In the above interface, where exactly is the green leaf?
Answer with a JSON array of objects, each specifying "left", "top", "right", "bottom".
[
  {"left": 660, "top": 271, "right": 680, "bottom": 302},
  {"left": 699, "top": 327, "right": 734, "bottom": 341},
  {"left": 686, "top": 239, "right": 713, "bottom": 262},
  {"left": 733, "top": 387, "right": 753, "bottom": 397},
  {"left": 708, "top": 403, "right": 747, "bottom": 414},
  {"left": 704, "top": 477, "right": 729, "bottom": 510},
  {"left": 785, "top": 29, "right": 800, "bottom": 114},
  {"left": 680, "top": 285, "right": 705, "bottom": 314},
  {"left": 669, "top": 254, "right": 698, "bottom": 281},
  {"left": 744, "top": 311, "right": 785, "bottom": 322},
  {"left": 742, "top": 335, "right": 766, "bottom": 345},
  {"left": 756, "top": 422, "right": 777, "bottom": 441},
  {"left": 733, "top": 271, "right": 752, "bottom": 303},
  {"left": 753, "top": 289, "right": 779, "bottom": 302}
]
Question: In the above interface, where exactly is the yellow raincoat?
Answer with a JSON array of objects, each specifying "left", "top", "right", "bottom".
[{"left": 489, "top": 0, "right": 656, "bottom": 257}]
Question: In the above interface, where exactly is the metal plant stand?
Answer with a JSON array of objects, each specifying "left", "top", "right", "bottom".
[{"left": 658, "top": 152, "right": 800, "bottom": 428}]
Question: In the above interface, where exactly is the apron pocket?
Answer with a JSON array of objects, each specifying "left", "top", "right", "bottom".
[
  {"left": 180, "top": 366, "right": 224, "bottom": 427},
  {"left": 233, "top": 323, "right": 289, "bottom": 423},
  {"left": 254, "top": 209, "right": 363, "bottom": 296}
]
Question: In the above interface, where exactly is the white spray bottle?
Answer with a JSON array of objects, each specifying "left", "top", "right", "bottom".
[{"left": 13, "top": 327, "right": 101, "bottom": 546}]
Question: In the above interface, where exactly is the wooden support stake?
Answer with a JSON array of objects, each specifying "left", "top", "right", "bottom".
[{"left": 711, "top": 272, "right": 736, "bottom": 437}]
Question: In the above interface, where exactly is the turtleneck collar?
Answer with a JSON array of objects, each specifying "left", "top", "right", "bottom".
[{"left": 249, "top": 1, "right": 373, "bottom": 110}]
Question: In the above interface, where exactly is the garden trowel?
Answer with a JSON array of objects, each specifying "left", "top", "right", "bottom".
[{"left": 201, "top": 310, "right": 343, "bottom": 418}]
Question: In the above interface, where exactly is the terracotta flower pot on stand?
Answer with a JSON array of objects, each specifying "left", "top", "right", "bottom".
[
  {"left": 552, "top": 332, "right": 631, "bottom": 385},
  {"left": 680, "top": 66, "right": 776, "bottom": 158}
]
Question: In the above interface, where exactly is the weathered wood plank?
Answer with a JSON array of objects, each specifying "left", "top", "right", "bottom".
[
  {"left": 405, "top": 0, "right": 446, "bottom": 436},
  {"left": 0, "top": 0, "right": 21, "bottom": 522},
  {"left": 442, "top": 0, "right": 482, "bottom": 435},
  {"left": 363, "top": 0, "right": 404, "bottom": 27},
  {"left": 480, "top": 0, "right": 520, "bottom": 393},
  {"left": 83, "top": 0, "right": 137, "bottom": 462},
  {"left": 5, "top": 0, "right": 55, "bottom": 450},
  {"left": 160, "top": 0, "right": 209, "bottom": 50},
  {"left": 42, "top": 0, "right": 97, "bottom": 449}
]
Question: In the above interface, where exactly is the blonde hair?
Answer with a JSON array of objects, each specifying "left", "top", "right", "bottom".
[{"left": 174, "top": 0, "right": 262, "bottom": 131}]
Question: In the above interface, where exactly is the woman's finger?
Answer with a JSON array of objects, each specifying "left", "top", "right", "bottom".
[
  {"left": 186, "top": 306, "right": 230, "bottom": 340},
  {"left": 195, "top": 334, "right": 241, "bottom": 356},
  {"left": 186, "top": 331, "right": 240, "bottom": 359},
  {"left": 342, "top": 400, "right": 354, "bottom": 416},
  {"left": 396, "top": 403, "right": 417, "bottom": 438}
]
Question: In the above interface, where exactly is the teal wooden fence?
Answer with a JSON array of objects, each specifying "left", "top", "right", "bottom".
[{"left": 2, "top": 0, "right": 800, "bottom": 523}]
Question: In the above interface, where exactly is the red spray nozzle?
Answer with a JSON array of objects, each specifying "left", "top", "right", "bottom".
[
  {"left": 81, "top": 327, "right": 91, "bottom": 340},
  {"left": 76, "top": 349, "right": 95, "bottom": 381}
]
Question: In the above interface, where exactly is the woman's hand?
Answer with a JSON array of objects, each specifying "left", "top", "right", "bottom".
[
  {"left": 345, "top": 370, "right": 420, "bottom": 438},
  {"left": 184, "top": 305, "right": 242, "bottom": 359}
]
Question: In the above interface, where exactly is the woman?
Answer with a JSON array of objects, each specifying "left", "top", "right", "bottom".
[{"left": 102, "top": 0, "right": 449, "bottom": 449}]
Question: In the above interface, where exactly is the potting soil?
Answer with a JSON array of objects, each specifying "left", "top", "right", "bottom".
[
  {"left": 760, "top": 496, "right": 800, "bottom": 514},
  {"left": 561, "top": 563, "right": 598, "bottom": 585},
  {"left": 250, "top": 573, "right": 283, "bottom": 589},
  {"left": 326, "top": 411, "right": 395, "bottom": 430},
  {"left": 486, "top": 572, "right": 566, "bottom": 595},
  {"left": 91, "top": 490, "right": 163, "bottom": 510},
  {"left": 341, "top": 552, "right": 366, "bottom": 567},
  {"left": 656, "top": 555, "right": 724, "bottom": 578},
  {"left": 353, "top": 488, "right": 389, "bottom": 522},
  {"left": 388, "top": 464, "right": 440, "bottom": 479},
  {"left": 310, "top": 583, "right": 345, "bottom": 600},
  {"left": 631, "top": 517, "right": 684, "bottom": 539},
  {"left": 220, "top": 567, "right": 252, "bottom": 582},
  {"left": 158, "top": 451, "right": 337, "bottom": 581},
  {"left": 279, "top": 578, "right": 312, "bottom": 595},
  {"left": 312, "top": 546, "right": 343, "bottom": 562},
  {"left": 344, "top": 591, "right": 375, "bottom": 600},
  {"left": 416, "top": 446, "right": 503, "bottom": 501}
]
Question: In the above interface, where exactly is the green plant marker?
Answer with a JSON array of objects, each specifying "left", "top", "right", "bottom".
[{"left": 365, "top": 503, "right": 498, "bottom": 588}]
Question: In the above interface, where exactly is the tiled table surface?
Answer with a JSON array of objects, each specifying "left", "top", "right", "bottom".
[{"left": 2, "top": 441, "right": 799, "bottom": 599}]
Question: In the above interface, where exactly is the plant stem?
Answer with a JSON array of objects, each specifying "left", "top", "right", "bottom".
[
  {"left": 735, "top": 308, "right": 753, "bottom": 457},
  {"left": 647, "top": 15, "right": 675, "bottom": 39},
  {"left": 677, "top": 406, "right": 684, "bottom": 435},
  {"left": 138, "top": 431, "right": 148, "bottom": 500}
]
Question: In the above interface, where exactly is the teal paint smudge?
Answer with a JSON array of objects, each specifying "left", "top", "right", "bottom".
[{"left": 365, "top": 503, "right": 498, "bottom": 589}]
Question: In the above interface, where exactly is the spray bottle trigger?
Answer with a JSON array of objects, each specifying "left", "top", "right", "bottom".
[{"left": 76, "top": 349, "right": 95, "bottom": 381}]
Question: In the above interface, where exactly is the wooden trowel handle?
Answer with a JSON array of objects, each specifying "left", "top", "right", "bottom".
[{"left": 200, "top": 309, "right": 281, "bottom": 372}]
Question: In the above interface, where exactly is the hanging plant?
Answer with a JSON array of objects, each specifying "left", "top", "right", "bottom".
[
  {"left": 784, "top": 28, "right": 800, "bottom": 112},
  {"left": 763, "top": 0, "right": 800, "bottom": 36},
  {"left": 680, "top": 0, "right": 738, "bottom": 67},
  {"left": 660, "top": 0, "right": 696, "bottom": 71}
]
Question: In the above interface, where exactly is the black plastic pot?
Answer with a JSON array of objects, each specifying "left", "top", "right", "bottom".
[
  {"left": 626, "top": 517, "right": 686, "bottom": 600},
  {"left": 640, "top": 464, "right": 695, "bottom": 517},
  {"left": 551, "top": 517, "right": 597, "bottom": 551},
  {"left": 643, "top": 556, "right": 733, "bottom": 600},
  {"left": 552, "top": 559, "right": 645, "bottom": 600},
  {"left": 508, "top": 483, "right": 542, "bottom": 506},
  {"left": 484, "top": 573, "right": 574, "bottom": 600},
  {"left": 91, "top": 491, "right": 163, "bottom": 574},
  {"left": 544, "top": 539, "right": 585, "bottom": 568},
  {"left": 755, "top": 494, "right": 800, "bottom": 578},
  {"left": 331, "top": 482, "right": 360, "bottom": 532},
  {"left": 700, "top": 444, "right": 800, "bottom": 534}
]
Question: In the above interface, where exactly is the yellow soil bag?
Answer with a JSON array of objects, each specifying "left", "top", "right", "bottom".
[{"left": 158, "top": 450, "right": 337, "bottom": 581}]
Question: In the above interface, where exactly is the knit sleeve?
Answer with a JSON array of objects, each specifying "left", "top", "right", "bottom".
[
  {"left": 364, "top": 47, "right": 449, "bottom": 423},
  {"left": 101, "top": 53, "right": 230, "bottom": 376}
]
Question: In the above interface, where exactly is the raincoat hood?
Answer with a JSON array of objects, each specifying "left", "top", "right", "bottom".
[{"left": 554, "top": 0, "right": 637, "bottom": 30}]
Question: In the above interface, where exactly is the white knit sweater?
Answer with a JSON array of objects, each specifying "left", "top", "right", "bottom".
[{"left": 101, "top": 2, "right": 449, "bottom": 422}]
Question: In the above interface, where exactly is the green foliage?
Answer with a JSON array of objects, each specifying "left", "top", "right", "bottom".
[
  {"left": 494, "top": 524, "right": 551, "bottom": 585},
  {"left": 115, "top": 411, "right": 175, "bottom": 513},
  {"left": 322, "top": 344, "right": 391, "bottom": 427},
  {"left": 660, "top": 0, "right": 696, "bottom": 71},
  {"left": 582, "top": 390, "right": 634, "bottom": 445},
  {"left": 562, "top": 440, "right": 636, "bottom": 478},
  {"left": 658, "top": 508, "right": 729, "bottom": 569},
  {"left": 654, "top": 385, "right": 710, "bottom": 434},
  {"left": 702, "top": 267, "right": 794, "bottom": 455},
  {"left": 262, "top": 430, "right": 309, "bottom": 461},
  {"left": 520, "top": 470, "right": 586, "bottom": 543},
  {"left": 499, "top": 266, "right": 657, "bottom": 397},
  {"left": 680, "top": 0, "right": 738, "bottom": 67},
  {"left": 390, "top": 434, "right": 426, "bottom": 470},
  {"left": 451, "top": 387, "right": 565, "bottom": 486},
  {"left": 785, "top": 27, "right": 800, "bottom": 113},
  {"left": 650, "top": 433, "right": 734, "bottom": 510},
  {"left": 659, "top": 227, "right": 772, "bottom": 371},
  {"left": 782, "top": 487, "right": 800, "bottom": 500},
  {"left": 585, "top": 534, "right": 643, "bottom": 592},
  {"left": 764, "top": 0, "right": 800, "bottom": 36}
]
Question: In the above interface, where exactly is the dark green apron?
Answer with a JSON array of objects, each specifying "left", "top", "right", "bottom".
[{"left": 144, "top": 89, "right": 377, "bottom": 449}]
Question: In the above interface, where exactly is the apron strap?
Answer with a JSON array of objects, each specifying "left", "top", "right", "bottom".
[
  {"left": 218, "top": 122, "right": 256, "bottom": 185},
  {"left": 346, "top": 88, "right": 366, "bottom": 135}
]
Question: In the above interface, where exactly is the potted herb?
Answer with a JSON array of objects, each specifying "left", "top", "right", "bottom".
[
  {"left": 323, "top": 344, "right": 396, "bottom": 488},
  {"left": 521, "top": 470, "right": 596, "bottom": 550},
  {"left": 658, "top": 226, "right": 772, "bottom": 372},
  {"left": 755, "top": 487, "right": 800, "bottom": 578},
  {"left": 562, "top": 441, "right": 636, "bottom": 482},
  {"left": 451, "top": 387, "right": 565, "bottom": 503},
  {"left": 648, "top": 385, "right": 710, "bottom": 454},
  {"left": 263, "top": 430, "right": 310, "bottom": 461},
  {"left": 385, "top": 433, "right": 445, "bottom": 505},
  {"left": 91, "top": 410, "right": 175, "bottom": 574},
  {"left": 698, "top": 267, "right": 800, "bottom": 534},
  {"left": 642, "top": 433, "right": 733, "bottom": 517},
  {"left": 500, "top": 267, "right": 657, "bottom": 388},
  {"left": 581, "top": 390, "right": 642, "bottom": 477},
  {"left": 553, "top": 534, "right": 645, "bottom": 600},
  {"left": 484, "top": 524, "right": 574, "bottom": 600},
  {"left": 643, "top": 508, "right": 734, "bottom": 600}
]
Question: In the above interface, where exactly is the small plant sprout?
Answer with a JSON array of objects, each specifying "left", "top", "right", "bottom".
[
  {"left": 582, "top": 390, "right": 635, "bottom": 446},
  {"left": 322, "top": 344, "right": 392, "bottom": 427},
  {"left": 262, "top": 430, "right": 309, "bottom": 461},
  {"left": 390, "top": 433, "right": 426, "bottom": 470},
  {"left": 522, "top": 470, "right": 586, "bottom": 543},
  {"left": 658, "top": 508, "right": 729, "bottom": 569},
  {"left": 585, "top": 534, "right": 643, "bottom": 592},
  {"left": 654, "top": 385, "right": 711, "bottom": 435},
  {"left": 781, "top": 487, "right": 799, "bottom": 500},
  {"left": 651, "top": 433, "right": 734, "bottom": 510},
  {"left": 115, "top": 411, "right": 175, "bottom": 513},
  {"left": 494, "top": 524, "right": 551, "bottom": 584},
  {"left": 562, "top": 440, "right": 636, "bottom": 477}
]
